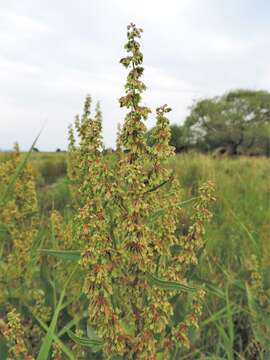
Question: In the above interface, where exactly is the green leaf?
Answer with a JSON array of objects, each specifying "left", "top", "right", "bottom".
[
  {"left": 29, "top": 312, "right": 76, "bottom": 360},
  {"left": 39, "top": 249, "right": 81, "bottom": 261},
  {"left": 67, "top": 330, "right": 103, "bottom": 352},
  {"left": 40, "top": 259, "right": 57, "bottom": 310},
  {"left": 179, "top": 197, "right": 198, "bottom": 207},
  {"left": 58, "top": 316, "right": 84, "bottom": 338},
  {"left": 37, "top": 266, "right": 77, "bottom": 360},
  {"left": 147, "top": 273, "right": 196, "bottom": 293}
]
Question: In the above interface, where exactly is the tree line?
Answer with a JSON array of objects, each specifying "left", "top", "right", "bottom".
[{"left": 148, "top": 89, "right": 270, "bottom": 156}]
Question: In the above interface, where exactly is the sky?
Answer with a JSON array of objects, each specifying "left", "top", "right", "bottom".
[{"left": 1, "top": 0, "right": 270, "bottom": 150}]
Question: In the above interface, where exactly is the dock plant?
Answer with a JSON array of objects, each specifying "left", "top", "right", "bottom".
[
  {"left": 0, "top": 144, "right": 39, "bottom": 302},
  {"left": 71, "top": 23, "right": 215, "bottom": 359},
  {"left": 0, "top": 144, "right": 51, "bottom": 357}
]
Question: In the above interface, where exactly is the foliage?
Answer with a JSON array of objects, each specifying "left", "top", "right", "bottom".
[
  {"left": 169, "top": 124, "right": 191, "bottom": 153},
  {"left": 185, "top": 89, "right": 270, "bottom": 155},
  {"left": 0, "top": 144, "right": 46, "bottom": 357},
  {"left": 1, "top": 148, "right": 269, "bottom": 358},
  {"left": 0, "top": 146, "right": 85, "bottom": 358},
  {"left": 169, "top": 153, "right": 270, "bottom": 358},
  {"left": 39, "top": 158, "right": 67, "bottom": 184},
  {"left": 0, "top": 144, "right": 39, "bottom": 301}
]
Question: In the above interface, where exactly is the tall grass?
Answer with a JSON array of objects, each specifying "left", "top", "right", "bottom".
[{"left": 170, "top": 153, "right": 270, "bottom": 358}]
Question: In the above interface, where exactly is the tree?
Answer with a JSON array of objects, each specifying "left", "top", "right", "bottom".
[
  {"left": 185, "top": 89, "right": 270, "bottom": 155},
  {"left": 170, "top": 124, "right": 191, "bottom": 153}
]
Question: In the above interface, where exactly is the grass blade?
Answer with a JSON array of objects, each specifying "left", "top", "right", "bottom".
[
  {"left": 0, "top": 131, "right": 41, "bottom": 206},
  {"left": 67, "top": 330, "right": 103, "bottom": 352},
  {"left": 30, "top": 313, "right": 76, "bottom": 360},
  {"left": 39, "top": 249, "right": 81, "bottom": 261},
  {"left": 37, "top": 265, "right": 78, "bottom": 360},
  {"left": 147, "top": 273, "right": 196, "bottom": 293}
]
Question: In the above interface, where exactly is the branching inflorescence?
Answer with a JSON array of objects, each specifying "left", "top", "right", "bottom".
[{"left": 67, "top": 23, "right": 215, "bottom": 358}]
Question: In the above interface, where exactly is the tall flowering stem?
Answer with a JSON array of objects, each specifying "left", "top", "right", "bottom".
[
  {"left": 76, "top": 23, "right": 215, "bottom": 359},
  {"left": 119, "top": 23, "right": 151, "bottom": 159}
]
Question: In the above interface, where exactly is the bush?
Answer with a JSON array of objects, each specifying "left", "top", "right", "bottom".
[{"left": 39, "top": 158, "right": 67, "bottom": 184}]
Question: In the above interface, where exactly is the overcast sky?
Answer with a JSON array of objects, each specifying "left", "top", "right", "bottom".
[{"left": 1, "top": 0, "right": 270, "bottom": 150}]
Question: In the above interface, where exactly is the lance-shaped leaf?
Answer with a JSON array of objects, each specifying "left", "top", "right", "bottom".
[
  {"left": 39, "top": 249, "right": 81, "bottom": 261},
  {"left": 147, "top": 273, "right": 196, "bottom": 293},
  {"left": 37, "top": 266, "right": 78, "bottom": 360},
  {"left": 67, "top": 330, "right": 103, "bottom": 352}
]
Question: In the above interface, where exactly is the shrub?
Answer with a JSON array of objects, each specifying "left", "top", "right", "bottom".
[{"left": 39, "top": 158, "right": 67, "bottom": 184}]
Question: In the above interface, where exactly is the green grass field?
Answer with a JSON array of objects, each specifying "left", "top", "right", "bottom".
[{"left": 171, "top": 154, "right": 270, "bottom": 357}]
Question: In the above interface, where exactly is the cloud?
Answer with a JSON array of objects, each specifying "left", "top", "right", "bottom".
[
  {"left": 0, "top": 9, "right": 52, "bottom": 34},
  {"left": 0, "top": 0, "right": 269, "bottom": 150},
  {"left": 0, "top": 56, "right": 41, "bottom": 75}
]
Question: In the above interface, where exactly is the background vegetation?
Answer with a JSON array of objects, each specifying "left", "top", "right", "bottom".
[
  {"left": 158, "top": 89, "right": 270, "bottom": 157},
  {"left": 1, "top": 150, "right": 269, "bottom": 358}
]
